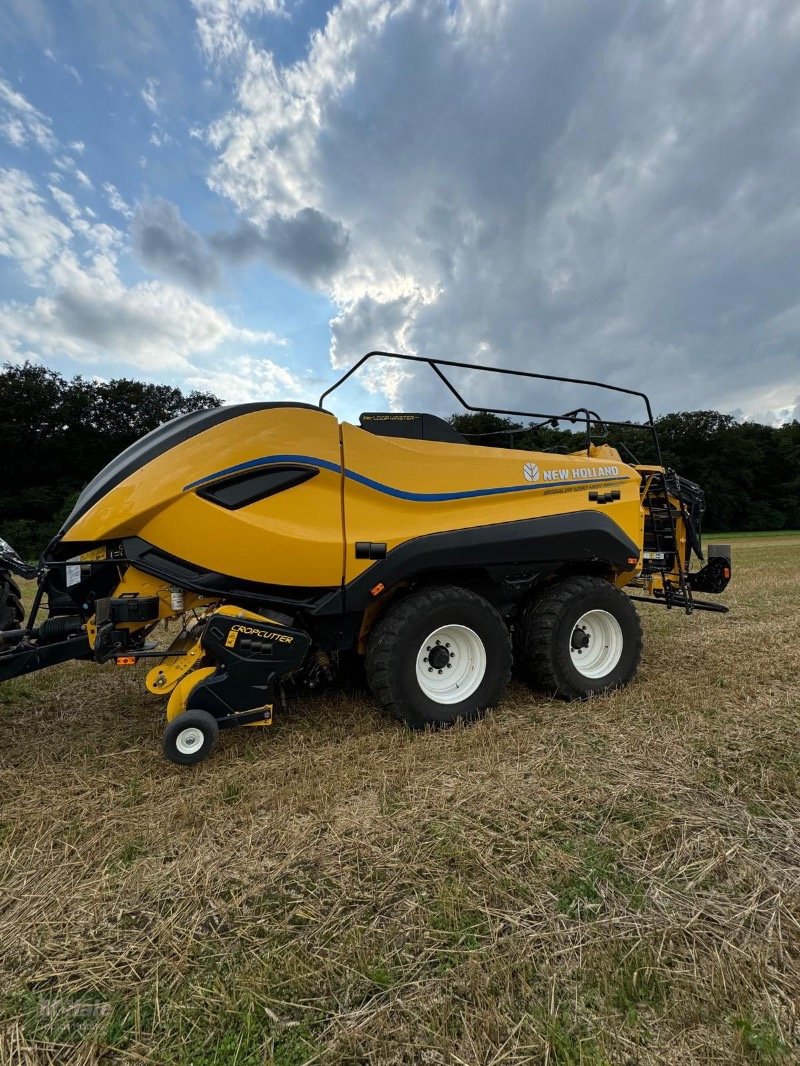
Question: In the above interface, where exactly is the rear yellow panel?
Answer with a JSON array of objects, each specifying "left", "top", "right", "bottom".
[
  {"left": 341, "top": 424, "right": 642, "bottom": 583},
  {"left": 65, "top": 408, "right": 344, "bottom": 588}
]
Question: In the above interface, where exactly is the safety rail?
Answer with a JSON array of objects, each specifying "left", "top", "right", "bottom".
[{"left": 318, "top": 350, "right": 664, "bottom": 467}]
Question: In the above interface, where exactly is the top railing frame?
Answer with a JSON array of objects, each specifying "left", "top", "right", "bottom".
[{"left": 318, "top": 350, "right": 663, "bottom": 465}]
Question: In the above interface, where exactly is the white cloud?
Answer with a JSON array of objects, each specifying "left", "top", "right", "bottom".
[
  {"left": 141, "top": 76, "right": 159, "bottom": 114},
  {"left": 204, "top": 0, "right": 800, "bottom": 420},
  {"left": 52, "top": 153, "right": 96, "bottom": 192},
  {"left": 0, "top": 75, "right": 56, "bottom": 151},
  {"left": 1, "top": 269, "right": 277, "bottom": 372},
  {"left": 102, "top": 181, "right": 133, "bottom": 219},
  {"left": 49, "top": 183, "right": 82, "bottom": 222},
  {"left": 0, "top": 168, "right": 285, "bottom": 376},
  {"left": 73, "top": 167, "right": 93, "bottom": 190},
  {"left": 192, "top": 0, "right": 287, "bottom": 61},
  {"left": 184, "top": 354, "right": 306, "bottom": 403},
  {"left": 0, "top": 168, "right": 72, "bottom": 281},
  {"left": 68, "top": 139, "right": 85, "bottom": 154}
]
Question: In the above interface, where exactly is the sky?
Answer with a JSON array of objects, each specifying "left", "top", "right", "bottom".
[{"left": 0, "top": 0, "right": 799, "bottom": 426}]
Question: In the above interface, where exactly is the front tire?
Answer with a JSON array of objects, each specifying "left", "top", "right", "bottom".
[
  {"left": 365, "top": 584, "right": 512, "bottom": 729},
  {"left": 518, "top": 576, "right": 642, "bottom": 700},
  {"left": 162, "top": 709, "right": 219, "bottom": 765}
]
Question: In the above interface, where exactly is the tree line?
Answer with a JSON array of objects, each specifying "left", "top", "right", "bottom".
[{"left": 2, "top": 362, "right": 798, "bottom": 559}]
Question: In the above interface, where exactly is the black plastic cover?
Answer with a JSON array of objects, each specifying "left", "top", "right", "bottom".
[
  {"left": 198, "top": 466, "right": 318, "bottom": 510},
  {"left": 359, "top": 412, "right": 467, "bottom": 445}
]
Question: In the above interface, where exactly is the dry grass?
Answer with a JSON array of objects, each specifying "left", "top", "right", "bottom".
[{"left": 1, "top": 534, "right": 799, "bottom": 1065}]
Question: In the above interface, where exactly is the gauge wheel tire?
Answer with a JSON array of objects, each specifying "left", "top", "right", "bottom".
[
  {"left": 518, "top": 576, "right": 642, "bottom": 701},
  {"left": 365, "top": 584, "right": 512, "bottom": 729},
  {"left": 162, "top": 709, "right": 219, "bottom": 766},
  {"left": 0, "top": 571, "right": 24, "bottom": 632}
]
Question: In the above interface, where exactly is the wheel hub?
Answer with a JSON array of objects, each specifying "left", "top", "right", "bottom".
[
  {"left": 427, "top": 643, "right": 451, "bottom": 670},
  {"left": 176, "top": 726, "right": 204, "bottom": 755},
  {"left": 415, "top": 624, "right": 487, "bottom": 704},
  {"left": 571, "top": 626, "right": 590, "bottom": 651},
  {"left": 569, "top": 609, "right": 624, "bottom": 679}
]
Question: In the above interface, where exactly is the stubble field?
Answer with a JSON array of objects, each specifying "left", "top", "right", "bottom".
[{"left": 1, "top": 534, "right": 798, "bottom": 1065}]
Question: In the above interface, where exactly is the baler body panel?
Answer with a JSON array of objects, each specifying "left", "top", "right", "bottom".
[
  {"left": 340, "top": 423, "right": 641, "bottom": 584},
  {"left": 61, "top": 407, "right": 346, "bottom": 590}
]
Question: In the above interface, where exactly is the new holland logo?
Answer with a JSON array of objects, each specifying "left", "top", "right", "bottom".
[{"left": 522, "top": 462, "right": 621, "bottom": 484}]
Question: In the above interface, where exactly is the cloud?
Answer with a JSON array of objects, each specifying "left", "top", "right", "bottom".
[
  {"left": 44, "top": 48, "right": 83, "bottom": 85},
  {"left": 192, "top": 0, "right": 287, "bottom": 61},
  {"left": 3, "top": 270, "right": 273, "bottom": 372},
  {"left": 131, "top": 196, "right": 349, "bottom": 291},
  {"left": 210, "top": 208, "right": 350, "bottom": 285},
  {"left": 0, "top": 168, "right": 284, "bottom": 375},
  {"left": 0, "top": 168, "right": 71, "bottom": 281},
  {"left": 132, "top": 199, "right": 220, "bottom": 292},
  {"left": 141, "top": 76, "right": 159, "bottom": 114},
  {"left": 202, "top": 0, "right": 800, "bottom": 421},
  {"left": 0, "top": 75, "right": 56, "bottom": 151},
  {"left": 184, "top": 354, "right": 307, "bottom": 404},
  {"left": 102, "top": 181, "right": 133, "bottom": 219}
]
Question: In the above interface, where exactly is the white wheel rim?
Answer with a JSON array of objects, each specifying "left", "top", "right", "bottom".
[
  {"left": 415, "top": 624, "right": 487, "bottom": 704},
  {"left": 175, "top": 726, "right": 205, "bottom": 755},
  {"left": 570, "top": 610, "right": 624, "bottom": 679}
]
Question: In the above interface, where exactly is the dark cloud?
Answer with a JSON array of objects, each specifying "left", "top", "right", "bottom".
[
  {"left": 132, "top": 198, "right": 219, "bottom": 293},
  {"left": 210, "top": 207, "right": 350, "bottom": 285},
  {"left": 132, "top": 198, "right": 349, "bottom": 293},
  {"left": 207, "top": 0, "right": 800, "bottom": 422}
]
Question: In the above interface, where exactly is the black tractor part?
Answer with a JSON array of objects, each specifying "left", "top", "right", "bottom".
[
  {"left": 688, "top": 545, "right": 732, "bottom": 595},
  {"left": 185, "top": 611, "right": 311, "bottom": 726},
  {"left": 0, "top": 571, "right": 24, "bottom": 633}
]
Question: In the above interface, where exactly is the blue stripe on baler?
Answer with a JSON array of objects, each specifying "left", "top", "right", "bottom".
[{"left": 184, "top": 454, "right": 624, "bottom": 502}]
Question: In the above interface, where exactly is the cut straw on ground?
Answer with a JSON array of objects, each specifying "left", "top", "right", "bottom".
[{"left": 1, "top": 534, "right": 798, "bottom": 1064}]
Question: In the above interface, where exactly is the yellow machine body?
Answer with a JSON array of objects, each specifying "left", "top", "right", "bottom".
[
  {"left": 65, "top": 408, "right": 344, "bottom": 589},
  {"left": 61, "top": 406, "right": 645, "bottom": 594}
]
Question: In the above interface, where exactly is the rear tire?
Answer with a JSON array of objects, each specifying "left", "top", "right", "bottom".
[
  {"left": 518, "top": 576, "right": 642, "bottom": 700},
  {"left": 0, "top": 571, "right": 24, "bottom": 632},
  {"left": 365, "top": 584, "right": 512, "bottom": 729}
]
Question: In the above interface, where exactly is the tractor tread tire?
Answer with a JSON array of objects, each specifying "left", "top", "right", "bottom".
[
  {"left": 365, "top": 584, "right": 512, "bottom": 730},
  {"left": 520, "top": 575, "right": 642, "bottom": 701},
  {"left": 1, "top": 571, "right": 25, "bottom": 631}
]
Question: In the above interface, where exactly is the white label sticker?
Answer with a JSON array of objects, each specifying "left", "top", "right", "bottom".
[{"left": 66, "top": 559, "right": 82, "bottom": 586}]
